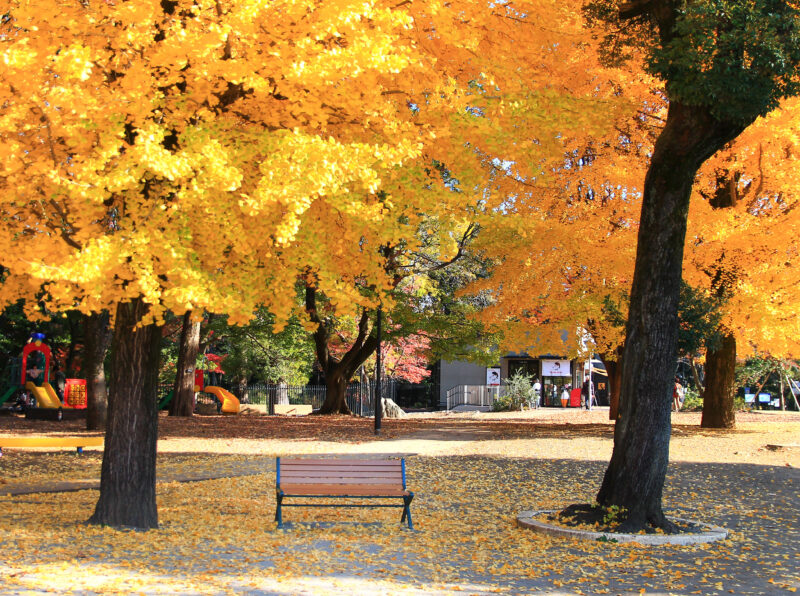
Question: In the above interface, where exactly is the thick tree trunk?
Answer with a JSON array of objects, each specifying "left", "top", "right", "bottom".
[
  {"left": 87, "top": 298, "right": 162, "bottom": 530},
  {"left": 169, "top": 311, "right": 201, "bottom": 417},
  {"left": 84, "top": 311, "right": 112, "bottom": 431},
  {"left": 701, "top": 332, "right": 737, "bottom": 428},
  {"left": 319, "top": 372, "right": 350, "bottom": 415},
  {"left": 690, "top": 356, "right": 705, "bottom": 393},
  {"left": 605, "top": 354, "right": 623, "bottom": 421},
  {"left": 596, "top": 102, "right": 744, "bottom": 532}
]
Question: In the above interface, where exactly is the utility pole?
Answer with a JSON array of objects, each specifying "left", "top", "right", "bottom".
[{"left": 374, "top": 305, "right": 382, "bottom": 435}]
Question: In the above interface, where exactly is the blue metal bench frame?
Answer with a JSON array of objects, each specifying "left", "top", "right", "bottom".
[{"left": 275, "top": 457, "right": 414, "bottom": 529}]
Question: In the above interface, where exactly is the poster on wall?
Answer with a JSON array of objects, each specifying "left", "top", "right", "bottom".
[
  {"left": 542, "top": 359, "right": 571, "bottom": 377},
  {"left": 486, "top": 367, "right": 501, "bottom": 386}
]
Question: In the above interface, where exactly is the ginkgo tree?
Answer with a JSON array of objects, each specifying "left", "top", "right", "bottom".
[
  {"left": 685, "top": 96, "right": 800, "bottom": 428},
  {"left": 0, "top": 0, "right": 452, "bottom": 529},
  {"left": 466, "top": 0, "right": 800, "bottom": 532},
  {"left": 0, "top": 0, "right": 626, "bottom": 530},
  {"left": 585, "top": 0, "right": 800, "bottom": 532}
]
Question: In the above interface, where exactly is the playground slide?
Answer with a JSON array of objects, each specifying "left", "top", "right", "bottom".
[
  {"left": 203, "top": 386, "right": 240, "bottom": 414},
  {"left": 43, "top": 382, "right": 70, "bottom": 408},
  {"left": 25, "top": 381, "right": 59, "bottom": 408}
]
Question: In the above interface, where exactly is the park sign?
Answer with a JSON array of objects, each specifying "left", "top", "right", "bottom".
[
  {"left": 542, "top": 360, "right": 570, "bottom": 377},
  {"left": 486, "top": 368, "right": 501, "bottom": 386}
]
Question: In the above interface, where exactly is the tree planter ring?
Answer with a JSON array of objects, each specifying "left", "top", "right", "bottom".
[{"left": 516, "top": 510, "right": 729, "bottom": 545}]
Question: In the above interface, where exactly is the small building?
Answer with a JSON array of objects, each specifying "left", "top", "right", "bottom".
[{"left": 435, "top": 354, "right": 607, "bottom": 409}]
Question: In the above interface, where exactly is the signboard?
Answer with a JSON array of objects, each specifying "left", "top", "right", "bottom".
[
  {"left": 542, "top": 359, "right": 570, "bottom": 377},
  {"left": 64, "top": 378, "right": 87, "bottom": 409},
  {"left": 486, "top": 367, "right": 501, "bottom": 386}
]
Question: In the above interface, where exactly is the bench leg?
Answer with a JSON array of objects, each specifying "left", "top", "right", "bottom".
[
  {"left": 275, "top": 493, "right": 283, "bottom": 528},
  {"left": 401, "top": 493, "right": 414, "bottom": 529}
]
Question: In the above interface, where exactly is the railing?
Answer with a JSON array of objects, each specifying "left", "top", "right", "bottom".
[
  {"left": 241, "top": 384, "right": 327, "bottom": 409},
  {"left": 445, "top": 385, "right": 506, "bottom": 411}
]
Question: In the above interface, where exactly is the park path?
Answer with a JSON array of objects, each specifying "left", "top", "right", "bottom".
[{"left": 0, "top": 422, "right": 486, "bottom": 496}]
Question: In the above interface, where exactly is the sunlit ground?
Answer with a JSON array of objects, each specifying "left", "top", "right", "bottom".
[{"left": 0, "top": 409, "right": 798, "bottom": 595}]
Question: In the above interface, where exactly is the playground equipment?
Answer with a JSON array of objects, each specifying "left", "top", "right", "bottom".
[
  {"left": 203, "top": 386, "right": 240, "bottom": 414},
  {"left": 0, "top": 333, "right": 87, "bottom": 420},
  {"left": 159, "top": 368, "right": 206, "bottom": 410},
  {"left": 0, "top": 435, "right": 103, "bottom": 457}
]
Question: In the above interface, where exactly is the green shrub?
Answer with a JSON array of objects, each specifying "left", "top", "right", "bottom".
[
  {"left": 681, "top": 386, "right": 702, "bottom": 411},
  {"left": 681, "top": 386, "right": 748, "bottom": 411},
  {"left": 493, "top": 370, "right": 533, "bottom": 411}
]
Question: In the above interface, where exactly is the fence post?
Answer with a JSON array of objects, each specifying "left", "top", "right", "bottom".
[{"left": 268, "top": 387, "right": 274, "bottom": 416}]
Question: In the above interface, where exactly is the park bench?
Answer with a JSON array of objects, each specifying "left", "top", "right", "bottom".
[
  {"left": 0, "top": 435, "right": 104, "bottom": 456},
  {"left": 275, "top": 457, "right": 414, "bottom": 529}
]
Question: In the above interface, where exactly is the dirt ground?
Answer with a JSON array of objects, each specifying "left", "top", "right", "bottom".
[{"left": 0, "top": 408, "right": 798, "bottom": 594}]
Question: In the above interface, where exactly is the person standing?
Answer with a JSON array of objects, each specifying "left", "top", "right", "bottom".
[
  {"left": 673, "top": 377, "right": 684, "bottom": 412},
  {"left": 581, "top": 376, "right": 594, "bottom": 410},
  {"left": 53, "top": 364, "right": 67, "bottom": 401}
]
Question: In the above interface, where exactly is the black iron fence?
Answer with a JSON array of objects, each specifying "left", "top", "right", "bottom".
[{"left": 165, "top": 380, "right": 403, "bottom": 416}]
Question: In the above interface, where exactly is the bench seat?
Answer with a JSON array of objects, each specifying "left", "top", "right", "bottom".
[{"left": 275, "top": 457, "right": 414, "bottom": 528}]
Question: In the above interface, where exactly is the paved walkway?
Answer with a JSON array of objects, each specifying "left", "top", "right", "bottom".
[{"left": 1, "top": 417, "right": 798, "bottom": 595}]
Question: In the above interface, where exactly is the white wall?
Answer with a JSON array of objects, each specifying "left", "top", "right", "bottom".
[{"left": 438, "top": 360, "right": 492, "bottom": 406}]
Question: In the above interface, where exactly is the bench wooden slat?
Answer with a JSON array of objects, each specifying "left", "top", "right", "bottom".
[
  {"left": 280, "top": 477, "right": 403, "bottom": 486},
  {"left": 280, "top": 466, "right": 401, "bottom": 471},
  {"left": 281, "top": 466, "right": 402, "bottom": 472},
  {"left": 281, "top": 483, "right": 409, "bottom": 497},
  {"left": 281, "top": 458, "right": 401, "bottom": 465},
  {"left": 281, "top": 464, "right": 402, "bottom": 474},
  {"left": 280, "top": 470, "right": 403, "bottom": 477}
]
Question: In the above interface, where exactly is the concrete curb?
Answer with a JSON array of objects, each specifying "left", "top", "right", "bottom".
[{"left": 516, "top": 509, "right": 729, "bottom": 545}]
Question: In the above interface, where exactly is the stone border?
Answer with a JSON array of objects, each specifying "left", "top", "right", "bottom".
[{"left": 517, "top": 510, "right": 729, "bottom": 545}]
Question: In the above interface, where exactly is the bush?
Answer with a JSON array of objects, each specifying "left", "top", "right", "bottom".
[
  {"left": 681, "top": 386, "right": 702, "bottom": 411},
  {"left": 493, "top": 370, "right": 533, "bottom": 411},
  {"left": 680, "top": 386, "right": 748, "bottom": 411}
]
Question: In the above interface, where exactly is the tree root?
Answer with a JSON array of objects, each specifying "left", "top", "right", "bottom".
[{"left": 557, "top": 503, "right": 683, "bottom": 534}]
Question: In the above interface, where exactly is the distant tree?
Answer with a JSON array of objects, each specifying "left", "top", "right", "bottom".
[{"left": 204, "top": 310, "right": 316, "bottom": 388}]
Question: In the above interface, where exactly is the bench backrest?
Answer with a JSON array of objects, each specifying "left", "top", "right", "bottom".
[{"left": 277, "top": 458, "right": 406, "bottom": 490}]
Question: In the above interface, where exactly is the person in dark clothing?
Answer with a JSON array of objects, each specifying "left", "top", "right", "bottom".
[{"left": 581, "top": 376, "right": 594, "bottom": 410}]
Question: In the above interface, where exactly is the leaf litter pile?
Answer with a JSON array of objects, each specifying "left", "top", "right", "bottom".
[{"left": 0, "top": 409, "right": 798, "bottom": 595}]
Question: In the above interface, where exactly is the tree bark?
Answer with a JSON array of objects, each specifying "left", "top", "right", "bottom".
[
  {"left": 169, "top": 311, "right": 201, "bottom": 417},
  {"left": 323, "top": 372, "right": 349, "bottom": 415},
  {"left": 701, "top": 332, "right": 737, "bottom": 428},
  {"left": 698, "top": 170, "right": 739, "bottom": 427},
  {"left": 596, "top": 101, "right": 744, "bottom": 532},
  {"left": 603, "top": 348, "right": 624, "bottom": 421},
  {"left": 84, "top": 311, "right": 112, "bottom": 431},
  {"left": 87, "top": 298, "right": 162, "bottom": 529}
]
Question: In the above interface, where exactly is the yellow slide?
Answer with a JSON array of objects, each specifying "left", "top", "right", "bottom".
[
  {"left": 25, "top": 381, "right": 60, "bottom": 408},
  {"left": 203, "top": 386, "right": 240, "bottom": 415},
  {"left": 43, "top": 382, "right": 70, "bottom": 408}
]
